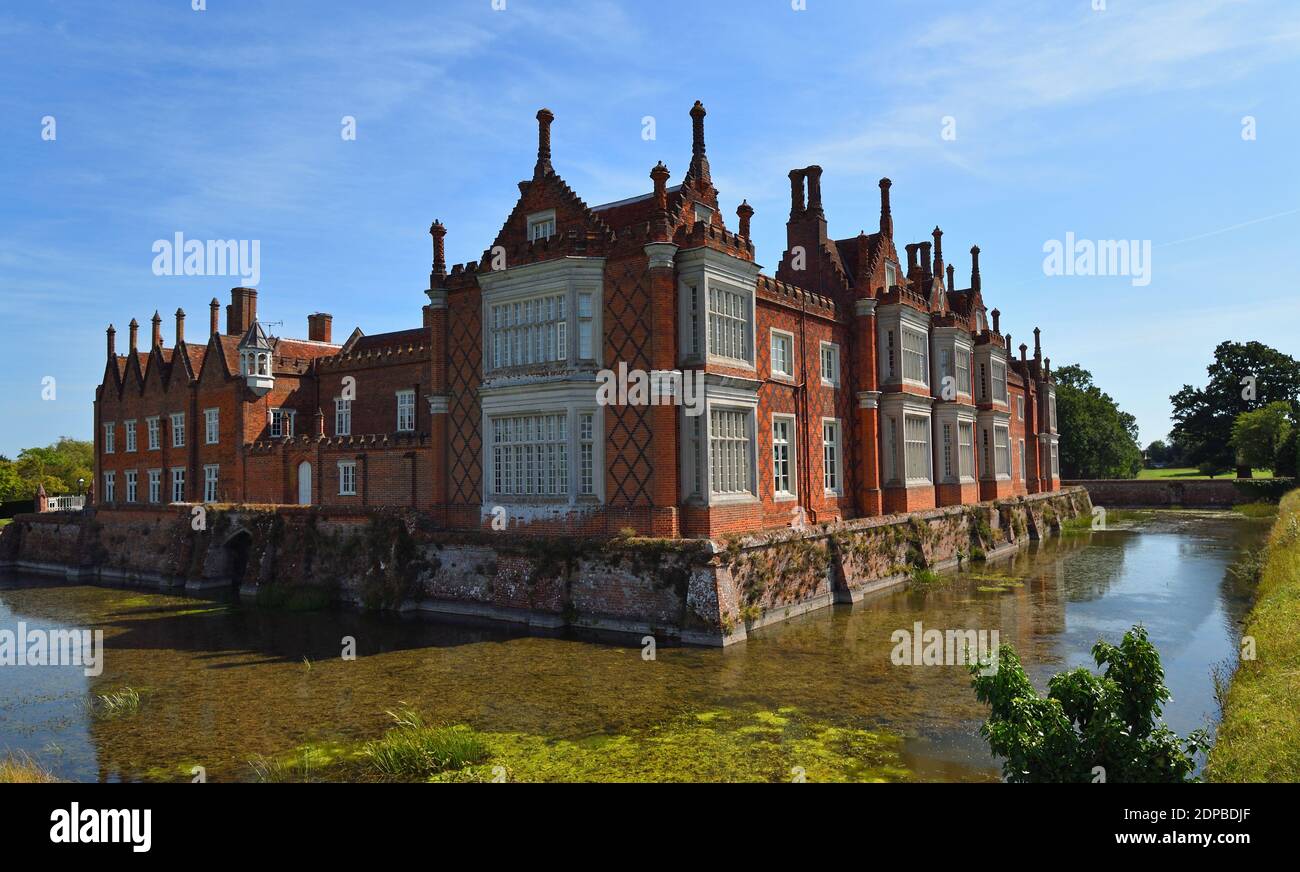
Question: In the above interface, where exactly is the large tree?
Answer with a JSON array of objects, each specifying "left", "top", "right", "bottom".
[
  {"left": 1054, "top": 364, "right": 1143, "bottom": 479},
  {"left": 1231, "top": 402, "right": 1293, "bottom": 471},
  {"left": 1170, "top": 341, "right": 1300, "bottom": 477},
  {"left": 0, "top": 438, "right": 94, "bottom": 502}
]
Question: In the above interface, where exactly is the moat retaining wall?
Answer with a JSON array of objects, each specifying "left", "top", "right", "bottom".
[
  {"left": 0, "top": 488, "right": 1090, "bottom": 646},
  {"left": 1066, "top": 478, "right": 1293, "bottom": 508}
]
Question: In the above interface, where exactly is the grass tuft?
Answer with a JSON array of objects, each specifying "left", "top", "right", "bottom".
[
  {"left": 362, "top": 707, "right": 489, "bottom": 779},
  {"left": 94, "top": 686, "right": 141, "bottom": 718},
  {"left": 0, "top": 752, "right": 60, "bottom": 783}
]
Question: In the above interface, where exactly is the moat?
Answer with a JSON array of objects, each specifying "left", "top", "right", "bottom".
[{"left": 0, "top": 510, "right": 1264, "bottom": 782}]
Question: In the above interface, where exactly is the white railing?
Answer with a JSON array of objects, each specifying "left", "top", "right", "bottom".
[{"left": 44, "top": 495, "right": 86, "bottom": 512}]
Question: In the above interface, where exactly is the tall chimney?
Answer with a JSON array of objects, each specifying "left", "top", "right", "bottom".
[
  {"left": 878, "top": 178, "right": 893, "bottom": 237},
  {"left": 151, "top": 311, "right": 162, "bottom": 349},
  {"left": 1020, "top": 342, "right": 1028, "bottom": 365},
  {"left": 689, "top": 100, "right": 711, "bottom": 189},
  {"left": 805, "top": 165, "right": 824, "bottom": 217},
  {"left": 905, "top": 243, "right": 918, "bottom": 272},
  {"left": 788, "top": 169, "right": 806, "bottom": 218},
  {"left": 308, "top": 313, "right": 333, "bottom": 343},
  {"left": 919, "top": 241, "right": 932, "bottom": 277},
  {"left": 946, "top": 263, "right": 955, "bottom": 290},
  {"left": 534, "top": 108, "right": 554, "bottom": 179},
  {"left": 175, "top": 308, "right": 185, "bottom": 346},
  {"left": 128, "top": 318, "right": 139, "bottom": 354},
  {"left": 991, "top": 308, "right": 1000, "bottom": 335},
  {"left": 932, "top": 226, "right": 944, "bottom": 275},
  {"left": 736, "top": 199, "right": 753, "bottom": 238},
  {"left": 1033, "top": 327, "right": 1042, "bottom": 363},
  {"left": 430, "top": 220, "right": 446, "bottom": 284},
  {"left": 106, "top": 324, "right": 116, "bottom": 359},
  {"left": 210, "top": 298, "right": 220, "bottom": 336},
  {"left": 227, "top": 287, "right": 257, "bottom": 336},
  {"left": 970, "top": 245, "right": 982, "bottom": 292}
]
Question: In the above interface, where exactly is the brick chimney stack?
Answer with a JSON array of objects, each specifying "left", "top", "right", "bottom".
[
  {"left": 1033, "top": 327, "right": 1042, "bottom": 363},
  {"left": 689, "top": 100, "right": 711, "bottom": 189},
  {"left": 106, "top": 324, "right": 116, "bottom": 359},
  {"left": 991, "top": 308, "right": 1000, "bottom": 335},
  {"left": 429, "top": 219, "right": 446, "bottom": 286},
  {"left": 736, "top": 199, "right": 753, "bottom": 238},
  {"left": 534, "top": 108, "right": 554, "bottom": 179},
  {"left": 919, "top": 241, "right": 932, "bottom": 278},
  {"left": 905, "top": 243, "right": 918, "bottom": 273},
  {"left": 175, "top": 308, "right": 185, "bottom": 346},
  {"left": 932, "top": 226, "right": 944, "bottom": 275},
  {"left": 805, "top": 165, "right": 824, "bottom": 218},
  {"left": 879, "top": 178, "right": 893, "bottom": 237},
  {"left": 1020, "top": 343, "right": 1029, "bottom": 366},
  {"left": 226, "top": 287, "right": 257, "bottom": 336},
  {"left": 128, "top": 318, "right": 139, "bottom": 353},
  {"left": 308, "top": 313, "right": 333, "bottom": 343},
  {"left": 151, "top": 311, "right": 162, "bottom": 349},
  {"left": 788, "top": 169, "right": 806, "bottom": 218},
  {"left": 970, "top": 245, "right": 981, "bottom": 292},
  {"left": 946, "top": 263, "right": 955, "bottom": 291},
  {"left": 210, "top": 298, "right": 220, "bottom": 336}
]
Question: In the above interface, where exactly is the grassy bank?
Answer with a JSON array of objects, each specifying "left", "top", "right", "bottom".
[
  {"left": 1206, "top": 488, "right": 1300, "bottom": 782},
  {"left": 1138, "top": 467, "right": 1274, "bottom": 480}
]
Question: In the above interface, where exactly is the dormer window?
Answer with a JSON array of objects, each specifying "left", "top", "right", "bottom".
[
  {"left": 527, "top": 209, "right": 556, "bottom": 242},
  {"left": 693, "top": 203, "right": 714, "bottom": 225},
  {"left": 237, "top": 320, "right": 275, "bottom": 397},
  {"left": 885, "top": 262, "right": 898, "bottom": 290}
]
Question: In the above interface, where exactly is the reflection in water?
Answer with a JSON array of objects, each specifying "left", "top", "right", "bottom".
[{"left": 0, "top": 511, "right": 1264, "bottom": 782}]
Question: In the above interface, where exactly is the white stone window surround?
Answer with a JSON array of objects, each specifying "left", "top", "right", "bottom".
[
  {"left": 821, "top": 416, "right": 843, "bottom": 495},
  {"left": 879, "top": 392, "right": 935, "bottom": 487},
  {"left": 819, "top": 341, "right": 840, "bottom": 388},
  {"left": 338, "top": 460, "right": 357, "bottom": 496},
  {"left": 876, "top": 303, "right": 931, "bottom": 389},
  {"left": 1038, "top": 433, "right": 1060, "bottom": 479},
  {"left": 396, "top": 389, "right": 416, "bottom": 433},
  {"left": 932, "top": 405, "right": 977, "bottom": 485},
  {"left": 170, "top": 412, "right": 185, "bottom": 448},
  {"left": 769, "top": 328, "right": 796, "bottom": 381},
  {"left": 146, "top": 416, "right": 161, "bottom": 450},
  {"left": 478, "top": 256, "right": 605, "bottom": 378},
  {"left": 675, "top": 246, "right": 761, "bottom": 370},
  {"left": 771, "top": 412, "right": 798, "bottom": 502},
  {"left": 479, "top": 378, "right": 605, "bottom": 506},
  {"left": 974, "top": 344, "right": 1010, "bottom": 408},
  {"left": 930, "top": 327, "right": 974, "bottom": 402},
  {"left": 204, "top": 408, "right": 220, "bottom": 445},
  {"left": 680, "top": 376, "right": 760, "bottom": 507},
  {"left": 103, "top": 422, "right": 115, "bottom": 454},
  {"left": 977, "top": 409, "right": 1013, "bottom": 481}
]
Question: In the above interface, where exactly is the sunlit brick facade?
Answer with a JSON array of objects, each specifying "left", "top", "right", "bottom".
[{"left": 93, "top": 103, "right": 1060, "bottom": 539}]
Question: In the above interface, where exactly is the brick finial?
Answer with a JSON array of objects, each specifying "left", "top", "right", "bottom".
[
  {"left": 210, "top": 298, "right": 220, "bottom": 336},
  {"left": 175, "top": 308, "right": 186, "bottom": 346},
  {"left": 946, "top": 262, "right": 955, "bottom": 290},
  {"left": 879, "top": 178, "right": 893, "bottom": 236},
  {"left": 788, "top": 169, "right": 806, "bottom": 218},
  {"left": 736, "top": 199, "right": 754, "bottom": 238},
  {"left": 932, "top": 226, "right": 944, "bottom": 275},
  {"left": 106, "top": 324, "right": 116, "bottom": 359},
  {"left": 534, "top": 108, "right": 555, "bottom": 179},
  {"left": 650, "top": 161, "right": 670, "bottom": 211},
  {"left": 970, "top": 245, "right": 981, "bottom": 292},
  {"left": 991, "top": 308, "right": 1000, "bottom": 334},
  {"left": 805, "top": 165, "right": 824, "bottom": 217},
  {"left": 1020, "top": 342, "right": 1029, "bottom": 365},
  {"left": 151, "top": 310, "right": 162, "bottom": 349},
  {"left": 128, "top": 318, "right": 139, "bottom": 353},
  {"left": 689, "top": 100, "right": 710, "bottom": 188},
  {"left": 430, "top": 219, "right": 447, "bottom": 282},
  {"left": 1033, "top": 326, "right": 1042, "bottom": 362}
]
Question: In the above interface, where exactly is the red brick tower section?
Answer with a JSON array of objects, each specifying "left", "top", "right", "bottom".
[
  {"left": 852, "top": 178, "right": 893, "bottom": 516},
  {"left": 425, "top": 219, "right": 451, "bottom": 523},
  {"left": 645, "top": 160, "right": 680, "bottom": 536}
]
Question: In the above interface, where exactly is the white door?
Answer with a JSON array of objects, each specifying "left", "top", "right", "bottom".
[{"left": 297, "top": 461, "right": 312, "bottom": 505}]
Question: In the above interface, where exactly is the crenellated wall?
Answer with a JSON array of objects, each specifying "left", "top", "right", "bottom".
[{"left": 0, "top": 488, "right": 1089, "bottom": 646}]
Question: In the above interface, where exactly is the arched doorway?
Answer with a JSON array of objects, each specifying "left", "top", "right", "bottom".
[
  {"left": 297, "top": 461, "right": 312, "bottom": 505},
  {"left": 223, "top": 530, "right": 253, "bottom": 589}
]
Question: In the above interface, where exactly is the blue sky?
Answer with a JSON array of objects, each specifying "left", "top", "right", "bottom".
[{"left": 2, "top": 0, "right": 1298, "bottom": 457}]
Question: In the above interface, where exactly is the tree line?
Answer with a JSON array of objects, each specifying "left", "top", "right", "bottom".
[{"left": 0, "top": 438, "right": 94, "bottom": 503}]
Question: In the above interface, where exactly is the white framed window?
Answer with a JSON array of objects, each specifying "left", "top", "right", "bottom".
[
  {"left": 170, "top": 412, "right": 185, "bottom": 447},
  {"left": 710, "top": 407, "right": 753, "bottom": 496},
  {"left": 146, "top": 416, "right": 160, "bottom": 450},
  {"left": 1051, "top": 442, "right": 1060, "bottom": 477},
  {"left": 692, "top": 202, "right": 714, "bottom": 225},
  {"left": 685, "top": 284, "right": 702, "bottom": 358},
  {"left": 338, "top": 460, "right": 357, "bottom": 496},
  {"left": 577, "top": 293, "right": 595, "bottom": 360},
  {"left": 103, "top": 471, "right": 115, "bottom": 503},
  {"left": 708, "top": 285, "right": 751, "bottom": 363},
  {"left": 1049, "top": 393, "right": 1058, "bottom": 431},
  {"left": 885, "top": 262, "right": 898, "bottom": 289},
  {"left": 770, "top": 329, "right": 794, "bottom": 379},
  {"left": 772, "top": 415, "right": 796, "bottom": 499},
  {"left": 103, "top": 422, "right": 115, "bottom": 454},
  {"left": 942, "top": 422, "right": 954, "bottom": 480},
  {"left": 270, "top": 408, "right": 295, "bottom": 439},
  {"left": 125, "top": 420, "right": 137, "bottom": 453},
  {"left": 335, "top": 398, "right": 352, "bottom": 436},
  {"left": 956, "top": 348, "right": 971, "bottom": 396},
  {"left": 820, "top": 342, "right": 840, "bottom": 387},
  {"left": 995, "top": 424, "right": 1011, "bottom": 477},
  {"left": 883, "top": 415, "right": 899, "bottom": 483},
  {"left": 1019, "top": 439, "right": 1027, "bottom": 481},
  {"left": 170, "top": 467, "right": 185, "bottom": 503},
  {"left": 396, "top": 391, "right": 415, "bottom": 433},
  {"left": 490, "top": 413, "right": 569, "bottom": 497},
  {"left": 902, "top": 329, "right": 928, "bottom": 385},
  {"left": 527, "top": 209, "right": 556, "bottom": 242},
  {"left": 992, "top": 360, "right": 1008, "bottom": 404},
  {"left": 147, "top": 469, "right": 161, "bottom": 503},
  {"left": 822, "top": 419, "right": 842, "bottom": 493},
  {"left": 491, "top": 294, "right": 567, "bottom": 369},
  {"left": 204, "top": 408, "right": 219, "bottom": 445},
  {"left": 1016, "top": 395, "right": 1025, "bottom": 421},
  {"left": 904, "top": 414, "right": 932, "bottom": 483},
  {"left": 884, "top": 329, "right": 897, "bottom": 380},
  {"left": 125, "top": 470, "right": 138, "bottom": 503},
  {"left": 958, "top": 421, "right": 975, "bottom": 479},
  {"left": 203, "top": 465, "right": 219, "bottom": 502},
  {"left": 579, "top": 412, "right": 595, "bottom": 496}
]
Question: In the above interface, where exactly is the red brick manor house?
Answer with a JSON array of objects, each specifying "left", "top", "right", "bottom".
[{"left": 93, "top": 103, "right": 1060, "bottom": 539}]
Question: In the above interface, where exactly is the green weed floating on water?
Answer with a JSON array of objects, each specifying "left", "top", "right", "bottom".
[{"left": 93, "top": 686, "right": 141, "bottom": 719}]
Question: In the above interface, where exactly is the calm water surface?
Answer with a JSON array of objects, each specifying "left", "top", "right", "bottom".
[{"left": 0, "top": 511, "right": 1263, "bottom": 781}]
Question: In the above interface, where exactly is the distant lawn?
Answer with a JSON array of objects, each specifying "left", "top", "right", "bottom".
[
  {"left": 0, "top": 518, "right": 10, "bottom": 527},
  {"left": 1138, "top": 467, "right": 1274, "bottom": 481}
]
